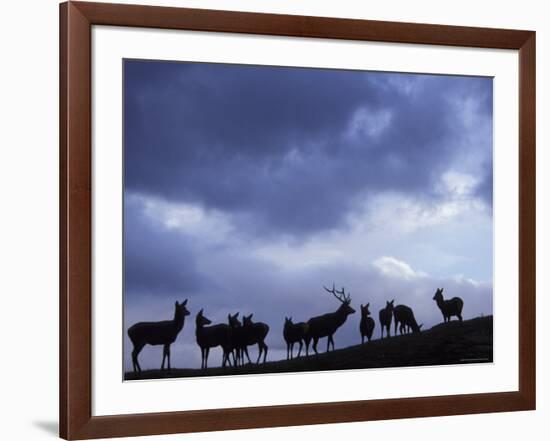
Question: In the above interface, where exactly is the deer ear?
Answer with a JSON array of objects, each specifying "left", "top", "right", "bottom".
[
  {"left": 367, "top": 302, "right": 370, "bottom": 307},
  {"left": 175, "top": 301, "right": 179, "bottom": 307},
  {"left": 182, "top": 299, "right": 188, "bottom": 306},
  {"left": 235, "top": 312, "right": 239, "bottom": 318}
]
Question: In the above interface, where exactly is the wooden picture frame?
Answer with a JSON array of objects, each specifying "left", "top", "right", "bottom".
[{"left": 59, "top": 1, "right": 536, "bottom": 439}]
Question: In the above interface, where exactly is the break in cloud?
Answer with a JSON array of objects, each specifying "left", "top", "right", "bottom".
[{"left": 123, "top": 60, "right": 493, "bottom": 371}]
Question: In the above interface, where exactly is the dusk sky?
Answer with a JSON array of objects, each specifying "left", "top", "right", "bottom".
[{"left": 123, "top": 59, "right": 493, "bottom": 372}]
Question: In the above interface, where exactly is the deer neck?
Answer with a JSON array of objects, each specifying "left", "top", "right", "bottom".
[
  {"left": 173, "top": 312, "right": 185, "bottom": 332},
  {"left": 334, "top": 306, "right": 348, "bottom": 325},
  {"left": 195, "top": 320, "right": 206, "bottom": 331}
]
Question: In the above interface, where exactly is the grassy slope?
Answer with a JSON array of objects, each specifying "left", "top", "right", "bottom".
[{"left": 125, "top": 315, "right": 493, "bottom": 380}]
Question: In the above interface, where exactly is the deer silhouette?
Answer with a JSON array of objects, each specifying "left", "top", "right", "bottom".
[
  {"left": 283, "top": 317, "right": 308, "bottom": 359},
  {"left": 127, "top": 299, "right": 190, "bottom": 373},
  {"left": 433, "top": 287, "right": 464, "bottom": 323},
  {"left": 393, "top": 304, "right": 423, "bottom": 335},
  {"left": 240, "top": 314, "right": 270, "bottom": 364},
  {"left": 195, "top": 309, "right": 234, "bottom": 369},
  {"left": 379, "top": 300, "right": 394, "bottom": 339},
  {"left": 305, "top": 284, "right": 355, "bottom": 354},
  {"left": 227, "top": 312, "right": 245, "bottom": 366},
  {"left": 359, "top": 303, "right": 375, "bottom": 344}
]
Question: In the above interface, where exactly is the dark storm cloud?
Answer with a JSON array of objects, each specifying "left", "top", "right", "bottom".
[{"left": 124, "top": 60, "right": 493, "bottom": 237}]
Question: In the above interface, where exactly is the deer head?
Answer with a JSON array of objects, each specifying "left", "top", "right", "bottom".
[
  {"left": 175, "top": 299, "right": 190, "bottom": 319},
  {"left": 284, "top": 316, "right": 293, "bottom": 326},
  {"left": 196, "top": 308, "right": 212, "bottom": 326},
  {"left": 228, "top": 312, "right": 241, "bottom": 328},
  {"left": 360, "top": 303, "right": 371, "bottom": 317},
  {"left": 385, "top": 300, "right": 395, "bottom": 312},
  {"left": 243, "top": 314, "right": 254, "bottom": 327},
  {"left": 324, "top": 283, "right": 355, "bottom": 315},
  {"left": 433, "top": 288, "right": 444, "bottom": 302}
]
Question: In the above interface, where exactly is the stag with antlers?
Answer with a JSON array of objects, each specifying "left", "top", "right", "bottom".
[{"left": 305, "top": 283, "right": 355, "bottom": 354}]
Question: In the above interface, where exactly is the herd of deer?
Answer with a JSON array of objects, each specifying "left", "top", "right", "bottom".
[{"left": 127, "top": 286, "right": 464, "bottom": 374}]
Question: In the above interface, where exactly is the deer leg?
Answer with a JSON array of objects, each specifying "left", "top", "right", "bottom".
[
  {"left": 304, "top": 338, "right": 309, "bottom": 356},
  {"left": 225, "top": 348, "right": 231, "bottom": 367},
  {"left": 244, "top": 346, "right": 252, "bottom": 364},
  {"left": 458, "top": 313, "right": 463, "bottom": 323},
  {"left": 161, "top": 345, "right": 167, "bottom": 370},
  {"left": 330, "top": 335, "right": 335, "bottom": 351},
  {"left": 205, "top": 347, "right": 210, "bottom": 369},
  {"left": 312, "top": 337, "right": 319, "bottom": 355},
  {"left": 297, "top": 341, "right": 303, "bottom": 358},
  {"left": 166, "top": 345, "right": 171, "bottom": 370},
  {"left": 131, "top": 346, "right": 137, "bottom": 373},
  {"left": 263, "top": 343, "right": 268, "bottom": 363},
  {"left": 256, "top": 343, "right": 262, "bottom": 364},
  {"left": 132, "top": 343, "right": 144, "bottom": 374}
]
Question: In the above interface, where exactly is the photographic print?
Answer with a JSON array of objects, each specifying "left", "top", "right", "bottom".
[{"left": 123, "top": 60, "right": 493, "bottom": 381}]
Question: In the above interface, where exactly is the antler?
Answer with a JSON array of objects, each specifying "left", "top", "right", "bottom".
[{"left": 323, "top": 283, "right": 351, "bottom": 304}]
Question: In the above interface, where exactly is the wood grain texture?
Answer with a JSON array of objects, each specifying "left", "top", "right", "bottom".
[
  {"left": 74, "top": 1, "right": 532, "bottom": 49},
  {"left": 60, "top": 2, "right": 92, "bottom": 439},
  {"left": 518, "top": 33, "right": 536, "bottom": 408},
  {"left": 59, "top": 2, "right": 536, "bottom": 439}
]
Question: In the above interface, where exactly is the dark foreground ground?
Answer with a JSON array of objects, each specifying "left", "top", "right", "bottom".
[{"left": 125, "top": 316, "right": 493, "bottom": 380}]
